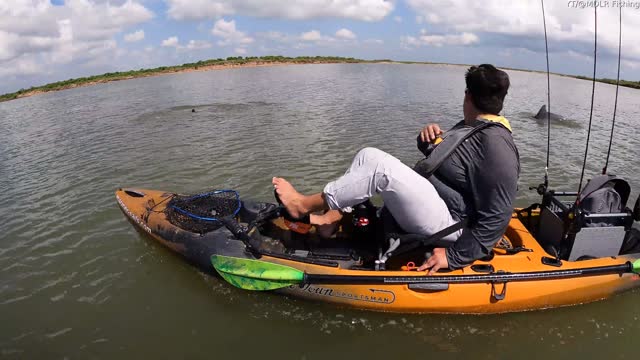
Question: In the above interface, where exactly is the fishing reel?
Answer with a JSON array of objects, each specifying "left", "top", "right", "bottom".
[{"left": 529, "top": 183, "right": 548, "bottom": 196}]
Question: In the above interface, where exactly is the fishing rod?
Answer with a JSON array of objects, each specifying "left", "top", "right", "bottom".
[
  {"left": 577, "top": 5, "right": 598, "bottom": 194},
  {"left": 541, "top": 0, "right": 552, "bottom": 191},
  {"left": 602, "top": 5, "right": 622, "bottom": 175}
]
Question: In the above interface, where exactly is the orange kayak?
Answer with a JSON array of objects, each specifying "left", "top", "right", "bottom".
[{"left": 116, "top": 187, "right": 640, "bottom": 314}]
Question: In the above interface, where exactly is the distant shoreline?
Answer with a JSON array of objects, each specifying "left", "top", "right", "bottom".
[{"left": 1, "top": 56, "right": 638, "bottom": 103}]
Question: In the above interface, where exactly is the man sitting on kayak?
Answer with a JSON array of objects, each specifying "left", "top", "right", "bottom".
[{"left": 273, "top": 64, "right": 520, "bottom": 274}]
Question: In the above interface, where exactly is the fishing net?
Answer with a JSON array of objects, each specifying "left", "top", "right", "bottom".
[{"left": 165, "top": 190, "right": 241, "bottom": 233}]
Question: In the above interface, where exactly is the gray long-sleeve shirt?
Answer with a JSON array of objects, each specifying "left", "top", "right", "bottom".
[{"left": 417, "top": 122, "right": 520, "bottom": 269}]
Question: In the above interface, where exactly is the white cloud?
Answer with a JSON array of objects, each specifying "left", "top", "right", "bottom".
[
  {"left": 498, "top": 47, "right": 537, "bottom": 58},
  {"left": 186, "top": 40, "right": 212, "bottom": 50},
  {"left": 0, "top": 0, "right": 154, "bottom": 82},
  {"left": 124, "top": 30, "right": 145, "bottom": 42},
  {"left": 161, "top": 36, "right": 179, "bottom": 47},
  {"left": 402, "top": 32, "right": 479, "bottom": 47},
  {"left": 405, "top": 0, "right": 640, "bottom": 60},
  {"left": 300, "top": 30, "right": 323, "bottom": 42},
  {"left": 393, "top": 15, "right": 402, "bottom": 23},
  {"left": 67, "top": 0, "right": 154, "bottom": 42},
  {"left": 0, "top": 30, "right": 58, "bottom": 62},
  {"left": 258, "top": 31, "right": 291, "bottom": 42},
  {"left": 211, "top": 18, "right": 254, "bottom": 46},
  {"left": 234, "top": 47, "right": 247, "bottom": 55},
  {"left": 566, "top": 49, "right": 592, "bottom": 62},
  {"left": 260, "top": 29, "right": 349, "bottom": 44},
  {"left": 160, "top": 37, "right": 211, "bottom": 51},
  {"left": 622, "top": 60, "right": 640, "bottom": 70},
  {"left": 335, "top": 28, "right": 356, "bottom": 40},
  {"left": 166, "top": 0, "right": 394, "bottom": 21},
  {"left": 364, "top": 38, "right": 384, "bottom": 44},
  {"left": 0, "top": 56, "right": 44, "bottom": 77}
]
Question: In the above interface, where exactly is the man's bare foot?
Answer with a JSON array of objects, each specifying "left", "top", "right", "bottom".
[{"left": 272, "top": 177, "right": 309, "bottom": 219}]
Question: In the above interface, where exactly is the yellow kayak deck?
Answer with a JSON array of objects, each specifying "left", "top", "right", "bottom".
[{"left": 116, "top": 188, "right": 640, "bottom": 314}]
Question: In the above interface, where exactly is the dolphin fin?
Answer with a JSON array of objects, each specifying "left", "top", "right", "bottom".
[{"left": 535, "top": 105, "right": 547, "bottom": 119}]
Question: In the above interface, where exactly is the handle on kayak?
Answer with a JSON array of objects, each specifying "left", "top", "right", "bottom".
[{"left": 218, "top": 216, "right": 261, "bottom": 257}]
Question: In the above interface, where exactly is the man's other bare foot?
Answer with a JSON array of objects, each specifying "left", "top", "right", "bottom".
[{"left": 310, "top": 210, "right": 343, "bottom": 238}]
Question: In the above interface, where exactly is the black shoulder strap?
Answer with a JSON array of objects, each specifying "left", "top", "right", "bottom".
[
  {"left": 381, "top": 218, "right": 469, "bottom": 261},
  {"left": 414, "top": 120, "right": 496, "bottom": 179}
]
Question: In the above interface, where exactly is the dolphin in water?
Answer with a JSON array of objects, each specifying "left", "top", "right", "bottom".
[{"left": 534, "top": 105, "right": 565, "bottom": 121}]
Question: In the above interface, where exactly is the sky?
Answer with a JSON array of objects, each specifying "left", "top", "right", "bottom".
[{"left": 2, "top": 0, "right": 640, "bottom": 94}]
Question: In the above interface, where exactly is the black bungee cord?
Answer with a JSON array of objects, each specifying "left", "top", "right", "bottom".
[
  {"left": 577, "top": 5, "right": 598, "bottom": 195},
  {"left": 541, "top": 0, "right": 552, "bottom": 190},
  {"left": 602, "top": 5, "right": 623, "bottom": 175}
]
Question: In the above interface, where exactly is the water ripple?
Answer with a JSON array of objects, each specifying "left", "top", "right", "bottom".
[{"left": 0, "top": 64, "right": 638, "bottom": 358}]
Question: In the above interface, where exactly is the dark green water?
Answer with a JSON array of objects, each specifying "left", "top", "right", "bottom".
[{"left": 1, "top": 64, "right": 639, "bottom": 359}]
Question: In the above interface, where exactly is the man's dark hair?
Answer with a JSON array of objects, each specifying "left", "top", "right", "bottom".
[{"left": 465, "top": 64, "right": 510, "bottom": 114}]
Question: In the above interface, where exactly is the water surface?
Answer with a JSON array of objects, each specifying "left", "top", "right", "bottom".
[{"left": 1, "top": 64, "right": 639, "bottom": 359}]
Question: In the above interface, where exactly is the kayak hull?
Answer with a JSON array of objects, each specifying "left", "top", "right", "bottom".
[{"left": 116, "top": 188, "right": 640, "bottom": 314}]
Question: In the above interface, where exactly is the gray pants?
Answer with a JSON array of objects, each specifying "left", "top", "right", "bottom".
[{"left": 323, "top": 147, "right": 461, "bottom": 242}]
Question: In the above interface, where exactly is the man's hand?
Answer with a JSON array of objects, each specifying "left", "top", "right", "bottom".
[
  {"left": 419, "top": 124, "right": 443, "bottom": 144},
  {"left": 417, "top": 247, "right": 449, "bottom": 275}
]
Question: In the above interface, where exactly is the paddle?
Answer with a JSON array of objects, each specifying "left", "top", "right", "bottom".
[{"left": 211, "top": 255, "right": 640, "bottom": 291}]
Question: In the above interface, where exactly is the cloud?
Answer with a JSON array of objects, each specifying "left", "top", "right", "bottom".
[
  {"left": 0, "top": 56, "right": 44, "bottom": 78},
  {"left": 405, "top": 0, "right": 640, "bottom": 61},
  {"left": 186, "top": 40, "right": 212, "bottom": 50},
  {"left": 0, "top": 30, "right": 58, "bottom": 62},
  {"left": 622, "top": 60, "right": 640, "bottom": 70},
  {"left": 300, "top": 30, "right": 323, "bottom": 42},
  {"left": 0, "top": 0, "right": 154, "bottom": 82},
  {"left": 160, "top": 37, "right": 212, "bottom": 50},
  {"left": 498, "top": 47, "right": 537, "bottom": 58},
  {"left": 161, "top": 36, "right": 179, "bottom": 47},
  {"left": 68, "top": 0, "right": 154, "bottom": 42},
  {"left": 402, "top": 31, "right": 479, "bottom": 48},
  {"left": 211, "top": 18, "right": 254, "bottom": 46},
  {"left": 566, "top": 49, "right": 592, "bottom": 62},
  {"left": 335, "top": 28, "right": 356, "bottom": 40},
  {"left": 394, "top": 15, "right": 402, "bottom": 23},
  {"left": 165, "top": 0, "right": 394, "bottom": 21},
  {"left": 298, "top": 30, "right": 339, "bottom": 43},
  {"left": 124, "top": 30, "right": 145, "bottom": 42},
  {"left": 234, "top": 47, "right": 247, "bottom": 55},
  {"left": 364, "top": 38, "right": 384, "bottom": 44},
  {"left": 258, "top": 31, "right": 291, "bottom": 42}
]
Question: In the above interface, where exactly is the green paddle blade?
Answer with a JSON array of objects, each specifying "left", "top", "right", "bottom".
[
  {"left": 632, "top": 259, "right": 640, "bottom": 274},
  {"left": 211, "top": 255, "right": 305, "bottom": 291}
]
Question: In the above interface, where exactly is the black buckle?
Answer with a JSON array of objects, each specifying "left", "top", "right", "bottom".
[
  {"left": 542, "top": 256, "right": 562, "bottom": 267},
  {"left": 471, "top": 264, "right": 494, "bottom": 273},
  {"left": 490, "top": 270, "right": 507, "bottom": 301},
  {"left": 504, "top": 246, "right": 534, "bottom": 255}
]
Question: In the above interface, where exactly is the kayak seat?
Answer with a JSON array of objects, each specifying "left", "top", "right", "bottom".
[
  {"left": 376, "top": 207, "right": 464, "bottom": 270},
  {"left": 536, "top": 176, "right": 636, "bottom": 261}
]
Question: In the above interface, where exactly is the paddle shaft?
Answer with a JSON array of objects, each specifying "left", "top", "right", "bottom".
[{"left": 303, "top": 262, "right": 634, "bottom": 285}]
